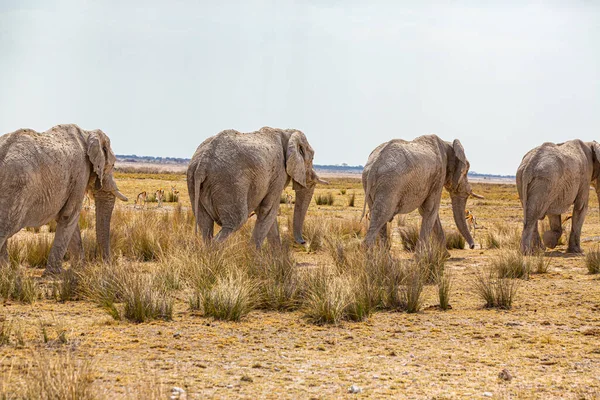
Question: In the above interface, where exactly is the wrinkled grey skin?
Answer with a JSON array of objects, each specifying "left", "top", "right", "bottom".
[
  {"left": 517, "top": 140, "right": 600, "bottom": 255},
  {"left": 362, "top": 135, "right": 483, "bottom": 250},
  {"left": 187, "top": 127, "right": 325, "bottom": 248},
  {"left": 0, "top": 124, "right": 128, "bottom": 273}
]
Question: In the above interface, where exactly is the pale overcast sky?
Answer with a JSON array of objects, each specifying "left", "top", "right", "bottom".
[{"left": 1, "top": 1, "right": 599, "bottom": 175}]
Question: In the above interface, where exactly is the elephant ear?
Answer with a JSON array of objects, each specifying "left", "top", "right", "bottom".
[
  {"left": 87, "top": 130, "right": 115, "bottom": 188},
  {"left": 452, "top": 139, "right": 469, "bottom": 189},
  {"left": 286, "top": 132, "right": 307, "bottom": 188}
]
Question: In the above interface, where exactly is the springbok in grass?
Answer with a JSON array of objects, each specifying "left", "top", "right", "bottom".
[
  {"left": 83, "top": 191, "right": 93, "bottom": 210},
  {"left": 156, "top": 188, "right": 165, "bottom": 207},
  {"left": 285, "top": 193, "right": 293, "bottom": 208},
  {"left": 170, "top": 186, "right": 180, "bottom": 202},
  {"left": 465, "top": 209, "right": 478, "bottom": 234},
  {"left": 135, "top": 191, "right": 148, "bottom": 209}
]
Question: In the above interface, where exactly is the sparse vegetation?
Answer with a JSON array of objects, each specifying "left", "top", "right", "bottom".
[
  {"left": 485, "top": 222, "right": 520, "bottom": 249},
  {"left": 585, "top": 247, "right": 600, "bottom": 274},
  {"left": 314, "top": 192, "right": 334, "bottom": 206},
  {"left": 1, "top": 173, "right": 597, "bottom": 397},
  {"left": 399, "top": 224, "right": 420, "bottom": 252},
  {"left": 473, "top": 267, "right": 519, "bottom": 309},
  {"left": 347, "top": 192, "right": 355, "bottom": 207},
  {"left": 0, "top": 264, "right": 39, "bottom": 303},
  {"left": 491, "top": 250, "right": 530, "bottom": 279},
  {"left": 446, "top": 231, "right": 466, "bottom": 250}
]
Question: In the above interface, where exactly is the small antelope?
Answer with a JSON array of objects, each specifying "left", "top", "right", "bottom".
[
  {"left": 465, "top": 209, "right": 478, "bottom": 232},
  {"left": 285, "top": 193, "right": 293, "bottom": 208},
  {"left": 83, "top": 191, "right": 93, "bottom": 210},
  {"left": 170, "top": 186, "right": 180, "bottom": 202},
  {"left": 135, "top": 191, "right": 148, "bottom": 209},
  {"left": 156, "top": 188, "right": 165, "bottom": 207}
]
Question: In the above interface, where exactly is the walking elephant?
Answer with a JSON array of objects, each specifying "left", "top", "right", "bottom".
[
  {"left": 187, "top": 127, "right": 326, "bottom": 248},
  {"left": 362, "top": 134, "right": 483, "bottom": 250},
  {"left": 517, "top": 139, "right": 600, "bottom": 254},
  {"left": 0, "top": 124, "right": 128, "bottom": 274}
]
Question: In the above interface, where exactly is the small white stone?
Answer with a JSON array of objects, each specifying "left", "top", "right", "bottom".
[
  {"left": 348, "top": 385, "right": 363, "bottom": 394},
  {"left": 483, "top": 392, "right": 493, "bottom": 397},
  {"left": 226, "top": 384, "right": 233, "bottom": 389}
]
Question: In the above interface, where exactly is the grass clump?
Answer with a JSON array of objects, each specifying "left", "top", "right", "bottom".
[
  {"left": 399, "top": 224, "right": 420, "bottom": 252},
  {"left": 24, "top": 352, "right": 96, "bottom": 400},
  {"left": 122, "top": 274, "right": 173, "bottom": 323},
  {"left": 585, "top": 247, "right": 600, "bottom": 274},
  {"left": 445, "top": 231, "right": 466, "bottom": 250},
  {"left": 314, "top": 192, "right": 334, "bottom": 206},
  {"left": 194, "top": 272, "right": 256, "bottom": 321},
  {"left": 529, "top": 252, "right": 550, "bottom": 274},
  {"left": 415, "top": 240, "right": 449, "bottom": 284},
  {"left": 435, "top": 268, "right": 452, "bottom": 310},
  {"left": 339, "top": 189, "right": 347, "bottom": 195},
  {"left": 303, "top": 269, "right": 353, "bottom": 324},
  {"left": 0, "top": 264, "right": 39, "bottom": 303},
  {"left": 491, "top": 250, "right": 530, "bottom": 279},
  {"left": 485, "top": 223, "right": 520, "bottom": 249},
  {"left": 347, "top": 192, "right": 355, "bottom": 207},
  {"left": 53, "top": 268, "right": 80, "bottom": 302},
  {"left": 301, "top": 218, "right": 326, "bottom": 252},
  {"left": 473, "top": 268, "right": 519, "bottom": 310}
]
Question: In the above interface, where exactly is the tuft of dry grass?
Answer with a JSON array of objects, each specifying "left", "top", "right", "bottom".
[
  {"left": 0, "top": 264, "right": 39, "bottom": 303},
  {"left": 53, "top": 268, "right": 80, "bottom": 302},
  {"left": 445, "top": 231, "right": 466, "bottom": 250},
  {"left": 585, "top": 247, "right": 600, "bottom": 274},
  {"left": 415, "top": 240, "right": 449, "bottom": 284},
  {"left": 302, "top": 268, "right": 353, "bottom": 325},
  {"left": 314, "top": 192, "right": 334, "bottom": 206},
  {"left": 529, "top": 252, "right": 551, "bottom": 274},
  {"left": 485, "top": 223, "right": 520, "bottom": 249},
  {"left": 473, "top": 268, "right": 519, "bottom": 309},
  {"left": 23, "top": 352, "right": 97, "bottom": 400},
  {"left": 301, "top": 218, "right": 326, "bottom": 252},
  {"left": 399, "top": 224, "right": 420, "bottom": 252},
  {"left": 347, "top": 192, "right": 355, "bottom": 207},
  {"left": 491, "top": 250, "right": 530, "bottom": 279},
  {"left": 194, "top": 271, "right": 257, "bottom": 321},
  {"left": 435, "top": 268, "right": 452, "bottom": 310}
]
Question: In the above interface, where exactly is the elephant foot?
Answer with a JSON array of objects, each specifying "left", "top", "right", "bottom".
[
  {"left": 566, "top": 246, "right": 584, "bottom": 255},
  {"left": 542, "top": 231, "right": 561, "bottom": 249}
]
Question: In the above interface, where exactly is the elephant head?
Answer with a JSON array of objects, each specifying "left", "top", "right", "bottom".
[
  {"left": 445, "top": 139, "right": 484, "bottom": 249},
  {"left": 87, "top": 129, "right": 128, "bottom": 259},
  {"left": 285, "top": 130, "right": 327, "bottom": 244}
]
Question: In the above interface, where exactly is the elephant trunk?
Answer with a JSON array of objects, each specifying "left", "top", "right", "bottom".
[
  {"left": 94, "top": 191, "right": 116, "bottom": 260},
  {"left": 292, "top": 184, "right": 316, "bottom": 244},
  {"left": 451, "top": 195, "right": 475, "bottom": 249}
]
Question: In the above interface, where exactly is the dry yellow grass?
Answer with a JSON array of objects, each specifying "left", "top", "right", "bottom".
[{"left": 1, "top": 174, "right": 600, "bottom": 398}]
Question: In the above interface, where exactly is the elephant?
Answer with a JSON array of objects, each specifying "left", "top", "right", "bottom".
[
  {"left": 0, "top": 124, "right": 128, "bottom": 273},
  {"left": 186, "top": 127, "right": 327, "bottom": 248},
  {"left": 362, "top": 134, "right": 483, "bottom": 250},
  {"left": 517, "top": 139, "right": 600, "bottom": 255}
]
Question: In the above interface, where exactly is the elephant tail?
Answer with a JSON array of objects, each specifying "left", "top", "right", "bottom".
[
  {"left": 520, "top": 172, "right": 533, "bottom": 224},
  {"left": 360, "top": 169, "right": 375, "bottom": 223},
  {"left": 187, "top": 161, "right": 206, "bottom": 235}
]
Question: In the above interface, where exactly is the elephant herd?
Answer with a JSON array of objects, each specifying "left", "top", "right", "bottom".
[{"left": 0, "top": 124, "right": 598, "bottom": 275}]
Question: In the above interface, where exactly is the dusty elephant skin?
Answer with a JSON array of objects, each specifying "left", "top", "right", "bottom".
[
  {"left": 362, "top": 134, "right": 483, "bottom": 249},
  {"left": 517, "top": 139, "right": 600, "bottom": 255},
  {"left": 186, "top": 127, "right": 326, "bottom": 248},
  {"left": 0, "top": 124, "right": 128, "bottom": 273}
]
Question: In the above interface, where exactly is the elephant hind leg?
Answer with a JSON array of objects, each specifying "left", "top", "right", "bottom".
[
  {"left": 214, "top": 205, "right": 247, "bottom": 244},
  {"left": 365, "top": 204, "right": 395, "bottom": 248},
  {"left": 0, "top": 236, "right": 8, "bottom": 266},
  {"left": 195, "top": 203, "right": 215, "bottom": 243},
  {"left": 542, "top": 214, "right": 562, "bottom": 249}
]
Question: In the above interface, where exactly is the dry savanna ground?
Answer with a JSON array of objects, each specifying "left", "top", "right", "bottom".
[{"left": 1, "top": 172, "right": 600, "bottom": 399}]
